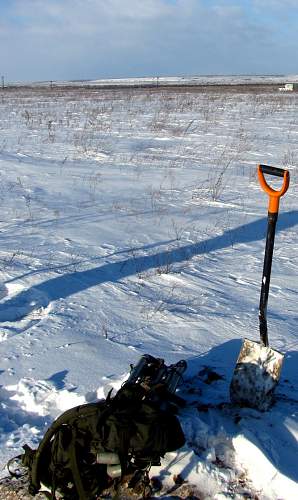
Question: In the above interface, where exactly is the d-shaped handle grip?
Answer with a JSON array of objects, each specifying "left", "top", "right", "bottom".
[{"left": 258, "top": 164, "right": 290, "bottom": 213}]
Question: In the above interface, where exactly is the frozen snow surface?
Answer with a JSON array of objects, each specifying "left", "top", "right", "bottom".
[{"left": 0, "top": 80, "right": 297, "bottom": 498}]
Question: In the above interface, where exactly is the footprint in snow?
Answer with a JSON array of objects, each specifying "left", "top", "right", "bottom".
[{"left": 0, "top": 283, "right": 51, "bottom": 336}]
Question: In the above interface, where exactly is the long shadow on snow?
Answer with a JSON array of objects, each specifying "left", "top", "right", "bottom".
[
  {"left": 0, "top": 211, "right": 297, "bottom": 322},
  {"left": 6, "top": 238, "right": 176, "bottom": 285},
  {"left": 172, "top": 340, "right": 298, "bottom": 485}
]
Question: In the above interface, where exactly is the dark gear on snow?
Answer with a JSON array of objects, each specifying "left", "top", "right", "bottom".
[{"left": 14, "top": 355, "right": 187, "bottom": 499}]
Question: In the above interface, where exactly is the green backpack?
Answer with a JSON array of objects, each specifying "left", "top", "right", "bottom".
[{"left": 18, "top": 356, "right": 186, "bottom": 499}]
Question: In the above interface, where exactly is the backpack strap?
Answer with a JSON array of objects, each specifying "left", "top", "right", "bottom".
[
  {"left": 68, "top": 426, "right": 88, "bottom": 500},
  {"left": 6, "top": 454, "right": 24, "bottom": 479},
  {"left": 28, "top": 400, "right": 112, "bottom": 495}
]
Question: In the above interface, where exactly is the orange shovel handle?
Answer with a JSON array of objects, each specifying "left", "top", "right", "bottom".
[{"left": 257, "top": 164, "right": 290, "bottom": 213}]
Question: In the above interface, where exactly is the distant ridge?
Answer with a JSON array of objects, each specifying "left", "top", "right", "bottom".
[{"left": 5, "top": 74, "right": 298, "bottom": 88}]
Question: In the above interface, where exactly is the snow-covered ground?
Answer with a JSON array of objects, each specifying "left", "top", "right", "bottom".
[{"left": 0, "top": 83, "right": 297, "bottom": 498}]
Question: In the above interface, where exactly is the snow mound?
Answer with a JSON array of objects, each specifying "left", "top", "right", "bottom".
[{"left": 6, "top": 377, "right": 86, "bottom": 417}]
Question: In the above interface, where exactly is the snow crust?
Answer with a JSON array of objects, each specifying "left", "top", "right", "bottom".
[{"left": 0, "top": 82, "right": 297, "bottom": 498}]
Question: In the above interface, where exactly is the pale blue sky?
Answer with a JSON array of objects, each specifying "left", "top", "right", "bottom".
[{"left": 0, "top": 0, "right": 297, "bottom": 82}]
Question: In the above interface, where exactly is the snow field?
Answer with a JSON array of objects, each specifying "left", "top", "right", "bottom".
[{"left": 0, "top": 83, "right": 297, "bottom": 498}]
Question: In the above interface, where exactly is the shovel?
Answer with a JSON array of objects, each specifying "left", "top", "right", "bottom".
[{"left": 230, "top": 164, "right": 290, "bottom": 411}]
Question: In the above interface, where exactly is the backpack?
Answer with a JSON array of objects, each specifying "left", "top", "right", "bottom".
[{"left": 17, "top": 355, "right": 186, "bottom": 499}]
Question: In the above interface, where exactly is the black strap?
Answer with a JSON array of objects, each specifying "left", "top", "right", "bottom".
[
  {"left": 6, "top": 454, "right": 25, "bottom": 478},
  {"left": 69, "top": 427, "right": 89, "bottom": 500}
]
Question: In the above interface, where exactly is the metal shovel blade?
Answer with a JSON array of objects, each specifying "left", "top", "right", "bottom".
[{"left": 230, "top": 338, "right": 284, "bottom": 411}]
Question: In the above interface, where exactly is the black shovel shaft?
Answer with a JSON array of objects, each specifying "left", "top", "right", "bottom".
[
  {"left": 257, "top": 164, "right": 290, "bottom": 347},
  {"left": 259, "top": 211, "right": 278, "bottom": 347}
]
